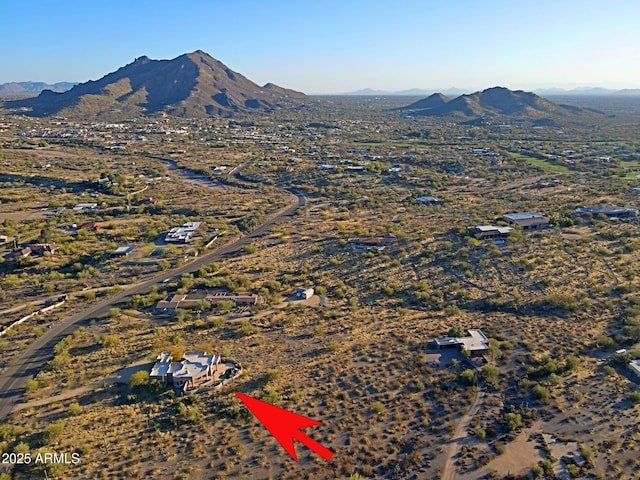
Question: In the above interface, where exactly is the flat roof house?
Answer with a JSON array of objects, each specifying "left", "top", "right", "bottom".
[
  {"left": 574, "top": 205, "right": 638, "bottom": 219},
  {"left": 433, "top": 329, "right": 490, "bottom": 355},
  {"left": 347, "top": 232, "right": 397, "bottom": 251},
  {"left": 110, "top": 245, "right": 135, "bottom": 257},
  {"left": 503, "top": 212, "right": 550, "bottom": 230},
  {"left": 73, "top": 203, "right": 98, "bottom": 211},
  {"left": 165, "top": 221, "right": 203, "bottom": 243},
  {"left": 467, "top": 225, "right": 513, "bottom": 239},
  {"left": 295, "top": 287, "right": 314, "bottom": 300},
  {"left": 416, "top": 196, "right": 440, "bottom": 204},
  {"left": 150, "top": 351, "right": 221, "bottom": 391},
  {"left": 155, "top": 292, "right": 260, "bottom": 312}
]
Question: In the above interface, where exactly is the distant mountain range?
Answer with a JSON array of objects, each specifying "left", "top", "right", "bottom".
[
  {"left": 3, "top": 50, "right": 308, "bottom": 118},
  {"left": 0, "top": 81, "right": 76, "bottom": 97},
  {"left": 342, "top": 87, "right": 471, "bottom": 97},
  {"left": 535, "top": 87, "right": 640, "bottom": 96},
  {"left": 400, "top": 86, "right": 596, "bottom": 121},
  {"left": 343, "top": 87, "right": 640, "bottom": 97}
]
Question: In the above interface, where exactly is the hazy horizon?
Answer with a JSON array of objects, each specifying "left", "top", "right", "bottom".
[{"left": 2, "top": 0, "right": 639, "bottom": 94}]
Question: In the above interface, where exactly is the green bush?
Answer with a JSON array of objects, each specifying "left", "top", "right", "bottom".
[
  {"left": 505, "top": 412, "right": 522, "bottom": 431},
  {"left": 263, "top": 369, "right": 280, "bottom": 383},
  {"left": 459, "top": 369, "right": 476, "bottom": 386},
  {"left": 370, "top": 401, "right": 386, "bottom": 415},
  {"left": 533, "top": 384, "right": 550, "bottom": 400},
  {"left": 101, "top": 335, "right": 120, "bottom": 348},
  {"left": 25, "top": 378, "right": 39, "bottom": 394},
  {"left": 43, "top": 421, "right": 65, "bottom": 445},
  {"left": 129, "top": 370, "right": 149, "bottom": 389},
  {"left": 68, "top": 402, "right": 82, "bottom": 416}
]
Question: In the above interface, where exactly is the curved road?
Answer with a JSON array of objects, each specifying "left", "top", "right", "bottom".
[{"left": 0, "top": 183, "right": 305, "bottom": 420}]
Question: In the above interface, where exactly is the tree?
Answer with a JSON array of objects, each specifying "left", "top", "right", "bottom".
[
  {"left": 175, "top": 308, "right": 189, "bottom": 322},
  {"left": 68, "top": 402, "right": 82, "bottom": 416},
  {"left": 481, "top": 363, "right": 499, "bottom": 382},
  {"left": 216, "top": 300, "right": 235, "bottom": 312},
  {"left": 129, "top": 370, "right": 149, "bottom": 389},
  {"left": 43, "top": 421, "right": 65, "bottom": 444},
  {"left": 459, "top": 369, "right": 476, "bottom": 386},
  {"left": 505, "top": 412, "right": 522, "bottom": 431},
  {"left": 25, "top": 378, "right": 39, "bottom": 394},
  {"left": 533, "top": 384, "right": 550, "bottom": 400},
  {"left": 448, "top": 325, "right": 465, "bottom": 338},
  {"left": 195, "top": 299, "right": 211, "bottom": 312},
  {"left": 170, "top": 346, "right": 184, "bottom": 361},
  {"left": 179, "top": 273, "right": 194, "bottom": 290}
]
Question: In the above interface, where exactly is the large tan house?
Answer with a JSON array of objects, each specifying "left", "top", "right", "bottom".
[{"left": 150, "top": 352, "right": 221, "bottom": 390}]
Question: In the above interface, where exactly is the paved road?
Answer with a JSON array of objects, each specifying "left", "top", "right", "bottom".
[{"left": 0, "top": 188, "right": 305, "bottom": 420}]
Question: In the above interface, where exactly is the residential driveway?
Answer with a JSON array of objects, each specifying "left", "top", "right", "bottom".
[
  {"left": 10, "top": 361, "right": 154, "bottom": 414},
  {"left": 104, "top": 361, "right": 155, "bottom": 384}
]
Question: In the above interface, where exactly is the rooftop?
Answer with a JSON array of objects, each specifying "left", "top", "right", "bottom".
[
  {"left": 111, "top": 245, "right": 135, "bottom": 256},
  {"left": 503, "top": 212, "right": 545, "bottom": 221},
  {"left": 574, "top": 205, "right": 638, "bottom": 216},
  {"left": 150, "top": 351, "right": 220, "bottom": 379},
  {"left": 434, "top": 329, "right": 489, "bottom": 352},
  {"left": 473, "top": 225, "right": 513, "bottom": 234}
]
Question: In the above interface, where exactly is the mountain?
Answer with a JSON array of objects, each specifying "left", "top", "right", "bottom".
[
  {"left": 401, "top": 86, "right": 590, "bottom": 120},
  {"left": 535, "top": 87, "right": 640, "bottom": 96},
  {"left": 4, "top": 50, "right": 308, "bottom": 118},
  {"left": 343, "top": 87, "right": 469, "bottom": 96},
  {"left": 0, "top": 81, "right": 76, "bottom": 97},
  {"left": 403, "top": 93, "right": 450, "bottom": 110}
]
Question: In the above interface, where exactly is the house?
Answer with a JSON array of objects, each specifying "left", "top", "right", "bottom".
[
  {"left": 433, "top": 329, "right": 489, "bottom": 355},
  {"left": 165, "top": 222, "right": 203, "bottom": 243},
  {"left": 416, "top": 196, "right": 440, "bottom": 204},
  {"left": 573, "top": 205, "right": 638, "bottom": 219},
  {"left": 347, "top": 232, "right": 397, "bottom": 251},
  {"left": 73, "top": 203, "right": 98, "bottom": 211},
  {"left": 79, "top": 222, "right": 102, "bottom": 233},
  {"left": 3, "top": 247, "right": 32, "bottom": 261},
  {"left": 150, "top": 351, "right": 221, "bottom": 390},
  {"left": 467, "top": 225, "right": 512, "bottom": 239},
  {"left": 503, "top": 212, "right": 550, "bottom": 230},
  {"left": 537, "top": 180, "right": 562, "bottom": 188},
  {"left": 97, "top": 177, "right": 112, "bottom": 188},
  {"left": 295, "top": 287, "right": 314, "bottom": 300},
  {"left": 4, "top": 243, "right": 58, "bottom": 261},
  {"left": 27, "top": 244, "right": 58, "bottom": 255},
  {"left": 628, "top": 359, "right": 640, "bottom": 381},
  {"left": 110, "top": 245, "right": 135, "bottom": 257},
  {"left": 155, "top": 292, "right": 260, "bottom": 312}
]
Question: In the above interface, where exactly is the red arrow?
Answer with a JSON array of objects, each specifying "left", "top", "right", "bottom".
[{"left": 234, "top": 391, "right": 334, "bottom": 461}]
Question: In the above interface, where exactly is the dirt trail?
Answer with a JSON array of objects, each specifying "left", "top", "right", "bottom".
[
  {"left": 11, "top": 361, "right": 152, "bottom": 413},
  {"left": 441, "top": 387, "right": 485, "bottom": 480}
]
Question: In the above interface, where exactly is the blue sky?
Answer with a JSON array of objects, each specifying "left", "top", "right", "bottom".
[{"left": 2, "top": 0, "right": 638, "bottom": 93}]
